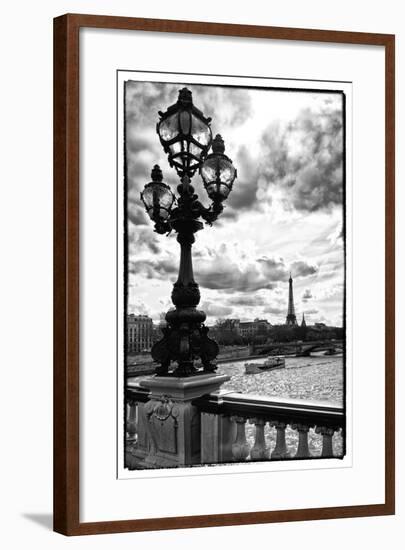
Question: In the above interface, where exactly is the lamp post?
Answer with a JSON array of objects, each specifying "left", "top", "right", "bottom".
[{"left": 140, "top": 87, "right": 237, "bottom": 377}]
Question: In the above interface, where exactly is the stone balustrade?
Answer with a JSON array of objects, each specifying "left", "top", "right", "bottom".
[
  {"left": 125, "top": 385, "right": 150, "bottom": 469},
  {"left": 194, "top": 391, "right": 345, "bottom": 462},
  {"left": 125, "top": 379, "right": 344, "bottom": 469}
]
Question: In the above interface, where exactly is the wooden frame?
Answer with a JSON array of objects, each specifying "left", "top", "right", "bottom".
[{"left": 53, "top": 13, "right": 395, "bottom": 535}]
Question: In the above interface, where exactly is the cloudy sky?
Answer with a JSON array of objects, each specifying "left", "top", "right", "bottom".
[{"left": 125, "top": 80, "right": 345, "bottom": 327}]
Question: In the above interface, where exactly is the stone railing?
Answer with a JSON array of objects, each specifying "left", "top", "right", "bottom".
[
  {"left": 125, "top": 385, "right": 150, "bottom": 469},
  {"left": 193, "top": 391, "right": 345, "bottom": 464},
  {"left": 125, "top": 380, "right": 344, "bottom": 469}
]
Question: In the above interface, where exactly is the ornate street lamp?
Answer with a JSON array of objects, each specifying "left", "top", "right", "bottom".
[{"left": 140, "top": 87, "right": 237, "bottom": 376}]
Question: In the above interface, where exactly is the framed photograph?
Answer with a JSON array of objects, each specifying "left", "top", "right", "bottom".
[{"left": 54, "top": 14, "right": 395, "bottom": 535}]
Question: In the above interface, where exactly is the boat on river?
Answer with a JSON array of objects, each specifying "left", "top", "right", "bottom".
[{"left": 244, "top": 356, "right": 286, "bottom": 374}]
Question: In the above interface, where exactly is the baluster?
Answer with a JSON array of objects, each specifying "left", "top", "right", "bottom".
[
  {"left": 337, "top": 427, "right": 344, "bottom": 457},
  {"left": 270, "top": 421, "right": 290, "bottom": 459},
  {"left": 230, "top": 416, "right": 250, "bottom": 461},
  {"left": 292, "top": 423, "right": 310, "bottom": 458},
  {"left": 315, "top": 426, "right": 335, "bottom": 457},
  {"left": 126, "top": 399, "right": 137, "bottom": 442},
  {"left": 250, "top": 418, "right": 269, "bottom": 460}
]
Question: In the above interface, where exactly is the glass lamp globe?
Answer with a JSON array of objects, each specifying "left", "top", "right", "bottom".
[
  {"left": 157, "top": 88, "right": 212, "bottom": 178},
  {"left": 140, "top": 165, "right": 175, "bottom": 222},
  {"left": 200, "top": 134, "right": 237, "bottom": 202}
]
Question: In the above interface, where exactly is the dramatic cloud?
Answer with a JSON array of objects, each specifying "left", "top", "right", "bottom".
[
  {"left": 128, "top": 198, "right": 149, "bottom": 226},
  {"left": 193, "top": 244, "right": 275, "bottom": 291},
  {"left": 200, "top": 301, "right": 234, "bottom": 318},
  {"left": 127, "top": 224, "right": 162, "bottom": 256},
  {"left": 302, "top": 289, "right": 313, "bottom": 302},
  {"left": 318, "top": 284, "right": 344, "bottom": 301},
  {"left": 129, "top": 233, "right": 319, "bottom": 293},
  {"left": 258, "top": 257, "right": 292, "bottom": 281},
  {"left": 196, "top": 261, "right": 276, "bottom": 292},
  {"left": 263, "top": 305, "right": 286, "bottom": 315},
  {"left": 226, "top": 145, "right": 261, "bottom": 213},
  {"left": 190, "top": 84, "right": 253, "bottom": 130},
  {"left": 291, "top": 260, "right": 318, "bottom": 277},
  {"left": 227, "top": 295, "right": 260, "bottom": 307},
  {"left": 126, "top": 81, "right": 252, "bottom": 131},
  {"left": 127, "top": 299, "right": 150, "bottom": 316},
  {"left": 304, "top": 308, "right": 319, "bottom": 315},
  {"left": 129, "top": 256, "right": 178, "bottom": 279},
  {"left": 193, "top": 245, "right": 317, "bottom": 292},
  {"left": 260, "top": 97, "right": 344, "bottom": 213}
]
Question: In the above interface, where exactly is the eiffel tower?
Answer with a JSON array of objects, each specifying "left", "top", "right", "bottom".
[{"left": 285, "top": 273, "right": 298, "bottom": 326}]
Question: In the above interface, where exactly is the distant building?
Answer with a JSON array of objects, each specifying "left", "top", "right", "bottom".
[
  {"left": 238, "top": 321, "right": 256, "bottom": 339},
  {"left": 209, "top": 319, "right": 240, "bottom": 345},
  {"left": 208, "top": 318, "right": 271, "bottom": 345},
  {"left": 127, "top": 314, "right": 154, "bottom": 353},
  {"left": 239, "top": 318, "right": 271, "bottom": 339},
  {"left": 306, "top": 323, "right": 339, "bottom": 341},
  {"left": 222, "top": 319, "right": 241, "bottom": 332},
  {"left": 301, "top": 313, "right": 306, "bottom": 327}
]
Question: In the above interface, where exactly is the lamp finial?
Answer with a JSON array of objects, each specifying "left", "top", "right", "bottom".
[
  {"left": 178, "top": 87, "right": 193, "bottom": 105},
  {"left": 212, "top": 134, "right": 225, "bottom": 154},
  {"left": 151, "top": 164, "right": 163, "bottom": 182}
]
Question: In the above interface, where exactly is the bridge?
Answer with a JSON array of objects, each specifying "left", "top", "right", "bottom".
[
  {"left": 252, "top": 339, "right": 344, "bottom": 358},
  {"left": 125, "top": 379, "right": 345, "bottom": 469}
]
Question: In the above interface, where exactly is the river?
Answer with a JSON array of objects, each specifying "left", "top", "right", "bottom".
[
  {"left": 218, "top": 355, "right": 344, "bottom": 406},
  {"left": 217, "top": 355, "right": 344, "bottom": 457}
]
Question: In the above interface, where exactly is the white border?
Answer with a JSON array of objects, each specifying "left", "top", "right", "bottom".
[
  {"left": 116, "top": 70, "right": 353, "bottom": 481},
  {"left": 80, "top": 28, "right": 385, "bottom": 523}
]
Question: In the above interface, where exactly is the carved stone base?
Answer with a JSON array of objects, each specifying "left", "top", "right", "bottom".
[
  {"left": 132, "top": 374, "right": 230, "bottom": 469},
  {"left": 151, "top": 305, "right": 219, "bottom": 376}
]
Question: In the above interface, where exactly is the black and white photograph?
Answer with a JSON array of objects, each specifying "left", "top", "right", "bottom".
[
  {"left": 1, "top": 0, "right": 398, "bottom": 542},
  {"left": 123, "top": 77, "right": 346, "bottom": 471}
]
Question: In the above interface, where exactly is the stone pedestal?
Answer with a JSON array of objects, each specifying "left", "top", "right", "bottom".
[{"left": 134, "top": 373, "right": 230, "bottom": 469}]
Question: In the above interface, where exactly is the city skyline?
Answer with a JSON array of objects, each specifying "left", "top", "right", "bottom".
[
  {"left": 127, "top": 274, "right": 341, "bottom": 328},
  {"left": 126, "top": 81, "right": 344, "bottom": 327},
  {"left": 126, "top": 310, "right": 337, "bottom": 329}
]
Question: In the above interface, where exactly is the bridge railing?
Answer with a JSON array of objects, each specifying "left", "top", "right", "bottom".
[
  {"left": 125, "top": 384, "right": 345, "bottom": 466},
  {"left": 193, "top": 391, "right": 344, "bottom": 463},
  {"left": 125, "top": 385, "right": 150, "bottom": 467}
]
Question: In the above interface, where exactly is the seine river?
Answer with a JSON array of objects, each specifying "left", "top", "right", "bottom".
[
  {"left": 217, "top": 355, "right": 344, "bottom": 456},
  {"left": 218, "top": 355, "right": 344, "bottom": 406}
]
